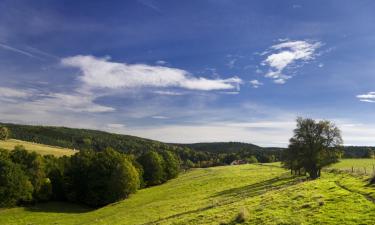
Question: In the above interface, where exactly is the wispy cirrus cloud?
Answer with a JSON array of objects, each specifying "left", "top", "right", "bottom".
[
  {"left": 61, "top": 55, "right": 242, "bottom": 91},
  {"left": 0, "top": 42, "right": 58, "bottom": 61},
  {"left": 0, "top": 43, "right": 43, "bottom": 60},
  {"left": 0, "top": 87, "right": 32, "bottom": 99},
  {"left": 261, "top": 40, "right": 322, "bottom": 84},
  {"left": 357, "top": 92, "right": 375, "bottom": 103}
]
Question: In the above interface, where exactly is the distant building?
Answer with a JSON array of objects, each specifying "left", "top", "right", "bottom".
[{"left": 230, "top": 160, "right": 247, "bottom": 165}]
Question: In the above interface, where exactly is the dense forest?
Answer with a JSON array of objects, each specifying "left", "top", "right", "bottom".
[{"left": 0, "top": 144, "right": 180, "bottom": 207}]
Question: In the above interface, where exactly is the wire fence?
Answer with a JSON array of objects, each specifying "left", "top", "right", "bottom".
[{"left": 326, "top": 165, "right": 375, "bottom": 176}]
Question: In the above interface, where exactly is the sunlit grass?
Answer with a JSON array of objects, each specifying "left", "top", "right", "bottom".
[
  {"left": 0, "top": 139, "right": 76, "bottom": 157},
  {"left": 328, "top": 158, "right": 375, "bottom": 176},
  {"left": 1, "top": 163, "right": 374, "bottom": 224}
]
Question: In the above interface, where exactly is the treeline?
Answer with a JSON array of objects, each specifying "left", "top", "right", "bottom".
[
  {"left": 1, "top": 123, "right": 280, "bottom": 166},
  {"left": 180, "top": 142, "right": 282, "bottom": 163},
  {"left": 0, "top": 145, "right": 179, "bottom": 208},
  {"left": 341, "top": 146, "right": 374, "bottom": 158}
]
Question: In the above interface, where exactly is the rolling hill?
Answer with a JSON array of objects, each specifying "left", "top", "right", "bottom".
[
  {"left": 0, "top": 163, "right": 374, "bottom": 224},
  {"left": 0, "top": 139, "right": 75, "bottom": 157}
]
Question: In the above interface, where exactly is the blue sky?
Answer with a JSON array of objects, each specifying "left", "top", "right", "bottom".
[{"left": 1, "top": 0, "right": 375, "bottom": 146}]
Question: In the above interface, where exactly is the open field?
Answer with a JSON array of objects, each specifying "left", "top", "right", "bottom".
[
  {"left": 1, "top": 163, "right": 375, "bottom": 225},
  {"left": 0, "top": 139, "right": 76, "bottom": 157},
  {"left": 328, "top": 159, "right": 375, "bottom": 174}
]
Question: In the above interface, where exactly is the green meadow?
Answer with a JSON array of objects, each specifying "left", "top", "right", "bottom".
[
  {"left": 1, "top": 162, "right": 375, "bottom": 225},
  {"left": 328, "top": 158, "right": 375, "bottom": 174}
]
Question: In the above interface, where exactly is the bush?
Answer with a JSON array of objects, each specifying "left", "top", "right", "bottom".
[
  {"left": 0, "top": 157, "right": 33, "bottom": 207},
  {"left": 246, "top": 155, "right": 258, "bottom": 164},
  {"left": 0, "top": 126, "right": 10, "bottom": 140}
]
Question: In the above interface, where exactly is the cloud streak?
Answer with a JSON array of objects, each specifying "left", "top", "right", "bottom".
[
  {"left": 0, "top": 43, "right": 43, "bottom": 60},
  {"left": 261, "top": 40, "right": 322, "bottom": 84},
  {"left": 357, "top": 92, "right": 375, "bottom": 103},
  {"left": 61, "top": 55, "right": 242, "bottom": 91}
]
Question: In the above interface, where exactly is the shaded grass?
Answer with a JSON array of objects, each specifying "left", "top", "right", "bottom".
[{"left": 0, "top": 139, "right": 75, "bottom": 157}]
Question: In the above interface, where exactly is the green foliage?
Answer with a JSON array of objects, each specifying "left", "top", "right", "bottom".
[
  {"left": 282, "top": 118, "right": 343, "bottom": 179},
  {"left": 0, "top": 142, "right": 178, "bottom": 208},
  {"left": 37, "top": 178, "right": 52, "bottom": 201},
  {"left": 246, "top": 155, "right": 258, "bottom": 164},
  {"left": 0, "top": 156, "right": 33, "bottom": 207},
  {"left": 138, "top": 151, "right": 165, "bottom": 186},
  {"left": 162, "top": 151, "right": 180, "bottom": 180},
  {"left": 1, "top": 123, "right": 282, "bottom": 167},
  {"left": 181, "top": 142, "right": 282, "bottom": 163},
  {"left": 342, "top": 146, "right": 375, "bottom": 158},
  {"left": 10, "top": 145, "right": 49, "bottom": 201},
  {"left": 64, "top": 148, "right": 140, "bottom": 207},
  {"left": 2, "top": 164, "right": 375, "bottom": 224},
  {"left": 0, "top": 126, "right": 10, "bottom": 140}
]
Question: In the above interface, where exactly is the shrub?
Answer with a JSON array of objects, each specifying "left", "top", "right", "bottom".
[
  {"left": 0, "top": 126, "right": 10, "bottom": 140},
  {"left": 246, "top": 155, "right": 258, "bottom": 164}
]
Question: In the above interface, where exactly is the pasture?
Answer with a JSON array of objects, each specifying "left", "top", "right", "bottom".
[
  {"left": 0, "top": 139, "right": 76, "bottom": 157},
  {"left": 1, "top": 162, "right": 375, "bottom": 224},
  {"left": 328, "top": 158, "right": 375, "bottom": 175}
]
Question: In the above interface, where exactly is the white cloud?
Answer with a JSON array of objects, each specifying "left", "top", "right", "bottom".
[
  {"left": 0, "top": 87, "right": 32, "bottom": 99},
  {"left": 357, "top": 92, "right": 375, "bottom": 103},
  {"left": 61, "top": 55, "right": 242, "bottom": 91},
  {"left": 220, "top": 91, "right": 239, "bottom": 95},
  {"left": 261, "top": 40, "right": 322, "bottom": 84},
  {"left": 151, "top": 115, "right": 168, "bottom": 119},
  {"left": 249, "top": 80, "right": 263, "bottom": 88},
  {"left": 107, "top": 123, "right": 126, "bottom": 129},
  {"left": 114, "top": 120, "right": 295, "bottom": 147},
  {"left": 36, "top": 93, "right": 115, "bottom": 113},
  {"left": 155, "top": 60, "right": 167, "bottom": 65},
  {"left": 153, "top": 90, "right": 183, "bottom": 96}
]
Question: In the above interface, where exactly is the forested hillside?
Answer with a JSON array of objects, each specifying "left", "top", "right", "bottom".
[
  {"left": 0, "top": 123, "right": 281, "bottom": 165},
  {"left": 179, "top": 142, "right": 283, "bottom": 163}
]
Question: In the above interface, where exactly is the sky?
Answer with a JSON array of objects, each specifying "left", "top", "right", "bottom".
[{"left": 0, "top": 0, "right": 375, "bottom": 147}]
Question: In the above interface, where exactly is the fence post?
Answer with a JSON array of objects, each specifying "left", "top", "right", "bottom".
[{"left": 352, "top": 166, "right": 354, "bottom": 173}]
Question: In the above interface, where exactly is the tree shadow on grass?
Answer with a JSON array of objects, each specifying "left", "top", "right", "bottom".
[
  {"left": 24, "top": 201, "right": 94, "bottom": 214},
  {"left": 211, "top": 173, "right": 304, "bottom": 202},
  {"left": 147, "top": 174, "right": 305, "bottom": 225}
]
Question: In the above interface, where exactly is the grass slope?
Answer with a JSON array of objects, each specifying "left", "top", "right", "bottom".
[
  {"left": 0, "top": 139, "right": 75, "bottom": 157},
  {"left": 1, "top": 163, "right": 375, "bottom": 224}
]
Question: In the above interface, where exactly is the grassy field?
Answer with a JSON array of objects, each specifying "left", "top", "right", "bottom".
[
  {"left": 0, "top": 139, "right": 76, "bottom": 157},
  {"left": 328, "top": 158, "right": 375, "bottom": 174},
  {"left": 1, "top": 163, "right": 375, "bottom": 224}
]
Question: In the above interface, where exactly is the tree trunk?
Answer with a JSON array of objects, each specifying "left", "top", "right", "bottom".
[{"left": 308, "top": 168, "right": 319, "bottom": 179}]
